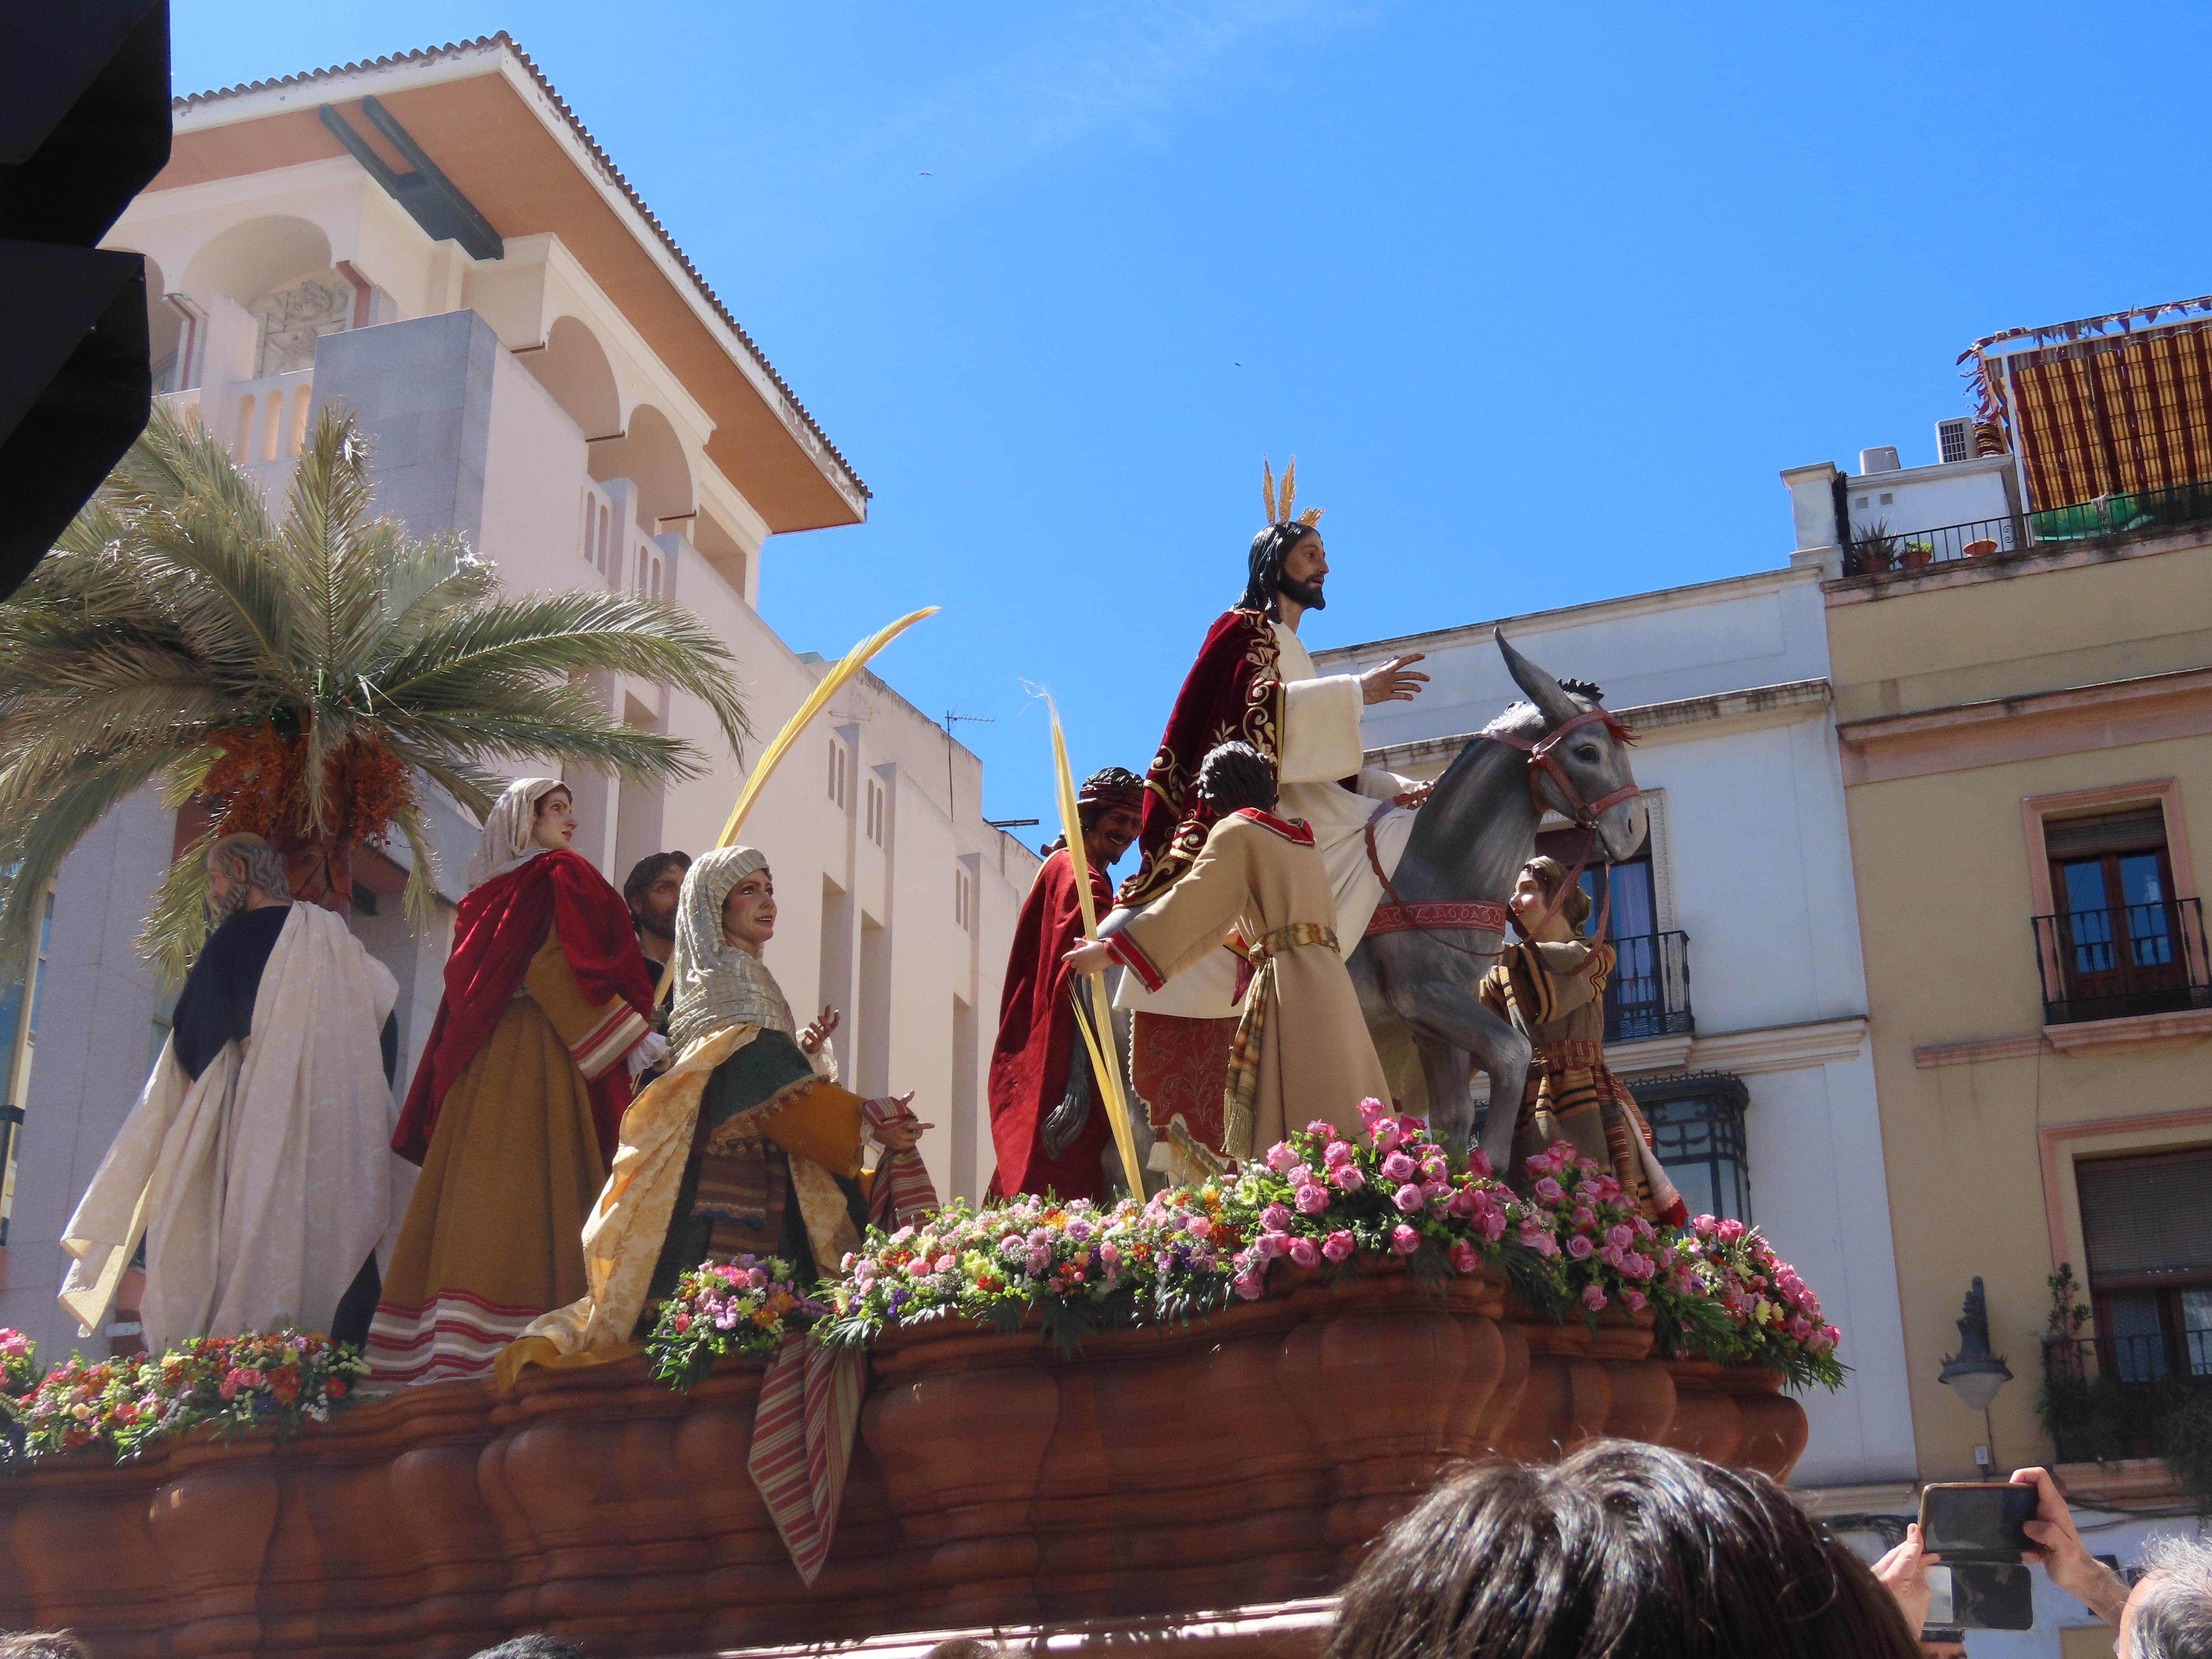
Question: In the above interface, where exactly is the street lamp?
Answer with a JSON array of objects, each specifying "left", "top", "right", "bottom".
[{"left": 1939, "top": 1276, "right": 2013, "bottom": 1470}]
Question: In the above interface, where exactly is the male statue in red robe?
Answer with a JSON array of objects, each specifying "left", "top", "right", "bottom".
[
  {"left": 1105, "top": 463, "right": 1431, "bottom": 1158},
  {"left": 986, "top": 767, "right": 1144, "bottom": 1200}
]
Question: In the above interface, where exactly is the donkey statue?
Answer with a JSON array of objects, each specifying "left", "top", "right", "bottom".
[{"left": 1347, "top": 629, "right": 1646, "bottom": 1170}]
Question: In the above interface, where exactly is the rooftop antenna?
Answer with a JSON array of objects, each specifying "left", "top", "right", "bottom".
[{"left": 942, "top": 710, "right": 993, "bottom": 819}]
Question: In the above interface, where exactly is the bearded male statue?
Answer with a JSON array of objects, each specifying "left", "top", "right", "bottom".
[{"left": 59, "top": 833, "right": 407, "bottom": 1350}]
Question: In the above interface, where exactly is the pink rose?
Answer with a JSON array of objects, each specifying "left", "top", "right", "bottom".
[
  {"left": 1788, "top": 1315, "right": 1813, "bottom": 1342},
  {"left": 1607, "top": 1224, "right": 1634, "bottom": 1249},
  {"left": 1322, "top": 1230, "right": 1356, "bottom": 1263},
  {"left": 1100, "top": 1242, "right": 1120, "bottom": 1269},
  {"left": 1265, "top": 1143, "right": 1303, "bottom": 1175},
  {"left": 1448, "top": 1188, "right": 1479, "bottom": 1218},
  {"left": 934, "top": 1255, "right": 956, "bottom": 1275},
  {"left": 1632, "top": 1217, "right": 1655, "bottom": 1240},
  {"left": 1296, "top": 1183, "right": 1332, "bottom": 1214},
  {"left": 1581, "top": 1284, "right": 1608, "bottom": 1313},
  {"left": 1393, "top": 1183, "right": 1425, "bottom": 1214},
  {"left": 1623, "top": 1289, "right": 1647, "bottom": 1312},
  {"left": 1522, "top": 1227, "right": 1560, "bottom": 1259},
  {"left": 1330, "top": 1163, "right": 1367, "bottom": 1193},
  {"left": 1371, "top": 1121, "right": 1403, "bottom": 1155},
  {"left": 1390, "top": 1224, "right": 1420, "bottom": 1256},
  {"left": 1717, "top": 1219, "right": 1747, "bottom": 1242},
  {"left": 1260, "top": 1232, "right": 1292, "bottom": 1260},
  {"left": 1566, "top": 1235, "right": 1595, "bottom": 1260},
  {"left": 0, "top": 1332, "right": 27, "bottom": 1360},
  {"left": 1821, "top": 1325, "right": 1841, "bottom": 1350},
  {"left": 1448, "top": 1240, "right": 1480, "bottom": 1275},
  {"left": 1598, "top": 1244, "right": 1625, "bottom": 1270},
  {"left": 1532, "top": 1176, "right": 1565, "bottom": 1204},
  {"left": 1357, "top": 1096, "right": 1389, "bottom": 1128},
  {"left": 1306, "top": 1119, "right": 1336, "bottom": 1137},
  {"left": 1480, "top": 1211, "right": 1507, "bottom": 1243},
  {"left": 1323, "top": 1139, "right": 1355, "bottom": 1167},
  {"left": 1382, "top": 1150, "right": 1416, "bottom": 1183},
  {"left": 1570, "top": 1206, "right": 1596, "bottom": 1230},
  {"left": 1186, "top": 1216, "right": 1214, "bottom": 1239},
  {"left": 1233, "top": 1272, "right": 1266, "bottom": 1302},
  {"left": 1288, "top": 1237, "right": 1321, "bottom": 1268},
  {"left": 1261, "top": 1203, "right": 1294, "bottom": 1231},
  {"left": 1467, "top": 1149, "right": 1493, "bottom": 1179}
]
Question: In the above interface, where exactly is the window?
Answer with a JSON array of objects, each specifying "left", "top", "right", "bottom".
[
  {"left": 2077, "top": 1147, "right": 2212, "bottom": 1381},
  {"left": 2039, "top": 808, "right": 2204, "bottom": 1022},
  {"left": 1635, "top": 1072, "right": 1750, "bottom": 1223},
  {"left": 866, "top": 779, "right": 886, "bottom": 846},
  {"left": 828, "top": 740, "right": 848, "bottom": 807},
  {"left": 1537, "top": 828, "right": 1688, "bottom": 1042},
  {"left": 955, "top": 868, "right": 972, "bottom": 932}
]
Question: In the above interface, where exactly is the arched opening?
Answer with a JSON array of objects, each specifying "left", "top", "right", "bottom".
[
  {"left": 590, "top": 403, "right": 692, "bottom": 531},
  {"left": 180, "top": 216, "right": 348, "bottom": 379},
  {"left": 523, "top": 316, "right": 621, "bottom": 440}
]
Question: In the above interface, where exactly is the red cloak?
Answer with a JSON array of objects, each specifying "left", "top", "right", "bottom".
[
  {"left": 987, "top": 848, "right": 1116, "bottom": 1200},
  {"left": 392, "top": 848, "right": 656, "bottom": 1167},
  {"left": 1116, "top": 608, "right": 1284, "bottom": 911}
]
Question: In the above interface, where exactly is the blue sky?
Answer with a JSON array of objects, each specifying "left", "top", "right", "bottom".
[{"left": 174, "top": 2, "right": 2212, "bottom": 837}]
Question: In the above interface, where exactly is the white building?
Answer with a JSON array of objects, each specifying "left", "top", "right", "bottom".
[
  {"left": 1309, "top": 565, "right": 1918, "bottom": 1498},
  {"left": 0, "top": 35, "right": 1038, "bottom": 1357}
]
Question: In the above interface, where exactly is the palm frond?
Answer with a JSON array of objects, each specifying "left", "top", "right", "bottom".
[
  {"left": 136, "top": 830, "right": 217, "bottom": 989},
  {"left": 387, "top": 801, "right": 443, "bottom": 934},
  {"left": 0, "top": 749, "right": 175, "bottom": 965},
  {"left": 379, "top": 706, "right": 705, "bottom": 783}
]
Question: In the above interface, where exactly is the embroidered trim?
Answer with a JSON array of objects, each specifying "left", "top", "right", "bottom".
[
  {"left": 573, "top": 1006, "right": 649, "bottom": 1081},
  {"left": 1105, "top": 930, "right": 1166, "bottom": 993},
  {"left": 1232, "top": 807, "right": 1315, "bottom": 845},
  {"left": 1366, "top": 899, "right": 1511, "bottom": 937},
  {"left": 704, "top": 1071, "right": 825, "bottom": 1156}
]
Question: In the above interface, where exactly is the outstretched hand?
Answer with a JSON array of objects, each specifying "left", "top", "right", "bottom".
[
  {"left": 798, "top": 1005, "right": 841, "bottom": 1055},
  {"left": 2013, "top": 1466, "right": 2131, "bottom": 1627},
  {"left": 875, "top": 1091, "right": 932, "bottom": 1152},
  {"left": 1064, "top": 939, "right": 1112, "bottom": 976},
  {"left": 1361, "top": 653, "right": 1430, "bottom": 705}
]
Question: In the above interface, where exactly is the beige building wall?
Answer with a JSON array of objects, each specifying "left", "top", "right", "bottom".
[{"left": 1828, "top": 531, "right": 2212, "bottom": 1481}]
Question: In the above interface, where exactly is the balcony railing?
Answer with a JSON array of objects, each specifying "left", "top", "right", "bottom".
[
  {"left": 1605, "top": 930, "right": 1692, "bottom": 1044},
  {"left": 2033, "top": 898, "right": 2212, "bottom": 1025},
  {"left": 2029, "top": 479, "right": 2212, "bottom": 544},
  {"left": 2043, "top": 1333, "right": 2212, "bottom": 1464},
  {"left": 1845, "top": 515, "right": 2021, "bottom": 574}
]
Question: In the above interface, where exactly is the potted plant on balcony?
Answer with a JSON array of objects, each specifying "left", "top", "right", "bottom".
[
  {"left": 1900, "top": 539, "right": 1935, "bottom": 568},
  {"left": 1848, "top": 521, "right": 1898, "bottom": 574}
]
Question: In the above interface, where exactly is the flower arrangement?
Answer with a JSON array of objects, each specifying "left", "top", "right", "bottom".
[
  {"left": 1675, "top": 1216, "right": 1844, "bottom": 1390},
  {"left": 16, "top": 1330, "right": 367, "bottom": 1461},
  {"left": 645, "top": 1255, "right": 829, "bottom": 1390},
  {"left": 0, "top": 1329, "right": 44, "bottom": 1466}
]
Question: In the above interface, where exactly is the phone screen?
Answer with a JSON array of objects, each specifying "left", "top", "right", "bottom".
[{"left": 1920, "top": 1483, "right": 2037, "bottom": 1559}]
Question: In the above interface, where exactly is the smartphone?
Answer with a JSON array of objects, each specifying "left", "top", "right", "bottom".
[{"left": 1920, "top": 1482, "right": 2038, "bottom": 1560}]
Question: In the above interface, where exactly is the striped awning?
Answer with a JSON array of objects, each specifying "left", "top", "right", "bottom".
[{"left": 1981, "top": 313, "right": 2212, "bottom": 511}]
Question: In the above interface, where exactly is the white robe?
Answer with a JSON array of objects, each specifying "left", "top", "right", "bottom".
[
  {"left": 58, "top": 903, "right": 414, "bottom": 1351},
  {"left": 1116, "top": 621, "right": 1417, "bottom": 1019}
]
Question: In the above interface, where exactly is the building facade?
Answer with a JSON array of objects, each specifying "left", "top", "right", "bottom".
[
  {"left": 0, "top": 36, "right": 1038, "bottom": 1358},
  {"left": 1311, "top": 567, "right": 1917, "bottom": 1497}
]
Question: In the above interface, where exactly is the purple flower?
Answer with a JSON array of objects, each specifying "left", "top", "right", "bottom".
[
  {"left": 1295, "top": 1183, "right": 1332, "bottom": 1215},
  {"left": 1390, "top": 1224, "right": 1421, "bottom": 1256},
  {"left": 1288, "top": 1237, "right": 1321, "bottom": 1268},
  {"left": 1566, "top": 1235, "right": 1595, "bottom": 1260},
  {"left": 1598, "top": 1244, "right": 1625, "bottom": 1270},
  {"left": 1260, "top": 1232, "right": 1291, "bottom": 1260},
  {"left": 1532, "top": 1176, "right": 1565, "bottom": 1204},
  {"left": 1393, "top": 1183, "right": 1425, "bottom": 1214},
  {"left": 1330, "top": 1162, "right": 1366, "bottom": 1193},
  {"left": 1322, "top": 1230, "right": 1356, "bottom": 1263},
  {"left": 1261, "top": 1203, "right": 1294, "bottom": 1231},
  {"left": 1607, "top": 1224, "right": 1634, "bottom": 1250}
]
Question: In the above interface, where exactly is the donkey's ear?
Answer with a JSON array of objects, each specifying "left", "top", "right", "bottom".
[{"left": 1494, "top": 628, "right": 1580, "bottom": 726}]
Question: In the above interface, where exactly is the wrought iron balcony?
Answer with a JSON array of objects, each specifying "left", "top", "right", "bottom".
[
  {"left": 2043, "top": 1331, "right": 2212, "bottom": 1464},
  {"left": 2034, "top": 898, "right": 2212, "bottom": 1025},
  {"left": 1845, "top": 515, "right": 2022, "bottom": 574},
  {"left": 1606, "top": 930, "right": 1693, "bottom": 1044}
]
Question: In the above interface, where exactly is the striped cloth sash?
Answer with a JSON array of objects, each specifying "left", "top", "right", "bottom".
[{"left": 1221, "top": 922, "right": 1339, "bottom": 1161}]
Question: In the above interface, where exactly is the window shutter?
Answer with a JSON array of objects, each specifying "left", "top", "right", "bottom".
[
  {"left": 2078, "top": 1147, "right": 2212, "bottom": 1289},
  {"left": 2044, "top": 808, "right": 2168, "bottom": 860}
]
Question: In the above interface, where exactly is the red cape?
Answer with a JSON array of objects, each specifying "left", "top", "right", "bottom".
[
  {"left": 1116, "top": 608, "right": 1283, "bottom": 910},
  {"left": 987, "top": 849, "right": 1116, "bottom": 1201},
  {"left": 392, "top": 848, "right": 656, "bottom": 1167}
]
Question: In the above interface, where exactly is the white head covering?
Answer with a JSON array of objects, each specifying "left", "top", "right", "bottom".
[
  {"left": 666, "top": 845, "right": 796, "bottom": 1055},
  {"left": 465, "top": 777, "right": 568, "bottom": 891}
]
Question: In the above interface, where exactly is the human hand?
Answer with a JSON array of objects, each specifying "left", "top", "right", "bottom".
[
  {"left": 1360, "top": 653, "right": 1430, "bottom": 705},
  {"left": 799, "top": 1005, "right": 842, "bottom": 1055},
  {"left": 1064, "top": 939, "right": 1112, "bottom": 976},
  {"left": 2013, "top": 1466, "right": 2131, "bottom": 1626},
  {"left": 875, "top": 1093, "right": 932, "bottom": 1152},
  {"left": 1393, "top": 780, "right": 1436, "bottom": 809},
  {"left": 626, "top": 1030, "right": 671, "bottom": 1078},
  {"left": 1870, "top": 1524, "right": 1943, "bottom": 1636}
]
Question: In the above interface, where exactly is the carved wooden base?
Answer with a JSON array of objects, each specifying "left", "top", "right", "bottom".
[{"left": 0, "top": 1270, "right": 1805, "bottom": 1657}]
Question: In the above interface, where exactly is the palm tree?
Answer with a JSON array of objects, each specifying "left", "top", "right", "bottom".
[{"left": 0, "top": 402, "right": 755, "bottom": 980}]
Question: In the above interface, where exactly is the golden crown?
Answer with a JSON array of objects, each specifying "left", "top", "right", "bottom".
[{"left": 1262, "top": 456, "right": 1325, "bottom": 529}]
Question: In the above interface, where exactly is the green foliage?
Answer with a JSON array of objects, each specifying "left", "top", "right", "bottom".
[
  {"left": 2164, "top": 1392, "right": 2212, "bottom": 1517},
  {"left": 0, "top": 403, "right": 753, "bottom": 979}
]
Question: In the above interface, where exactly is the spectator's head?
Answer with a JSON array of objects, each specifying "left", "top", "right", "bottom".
[
  {"left": 1329, "top": 1441, "right": 1923, "bottom": 1659},
  {"left": 623, "top": 851, "right": 691, "bottom": 941},
  {"left": 206, "top": 832, "right": 291, "bottom": 920},
  {"left": 1920, "top": 1630, "right": 1967, "bottom": 1658},
  {"left": 0, "top": 1635, "right": 93, "bottom": 1659},
  {"left": 2125, "top": 1533, "right": 2212, "bottom": 1659},
  {"left": 469, "top": 1638, "right": 588, "bottom": 1659},
  {"left": 1195, "top": 742, "right": 1277, "bottom": 818}
]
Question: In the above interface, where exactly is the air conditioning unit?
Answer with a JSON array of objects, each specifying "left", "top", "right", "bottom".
[{"left": 1936, "top": 417, "right": 1974, "bottom": 465}]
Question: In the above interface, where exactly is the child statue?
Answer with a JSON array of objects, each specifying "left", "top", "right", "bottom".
[
  {"left": 504, "top": 844, "right": 935, "bottom": 1370},
  {"left": 1067, "top": 741, "right": 1392, "bottom": 1166},
  {"left": 367, "top": 779, "right": 664, "bottom": 1386},
  {"left": 1479, "top": 855, "right": 1687, "bottom": 1225}
]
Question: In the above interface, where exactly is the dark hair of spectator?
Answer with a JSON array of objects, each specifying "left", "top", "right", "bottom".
[
  {"left": 1329, "top": 1441, "right": 1923, "bottom": 1659},
  {"left": 469, "top": 1636, "right": 591, "bottom": 1659},
  {"left": 0, "top": 1634, "right": 94, "bottom": 1659},
  {"left": 622, "top": 851, "right": 691, "bottom": 911},
  {"left": 1195, "top": 742, "right": 1278, "bottom": 817}
]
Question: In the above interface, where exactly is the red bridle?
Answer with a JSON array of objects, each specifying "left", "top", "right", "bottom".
[{"left": 1364, "top": 704, "right": 1641, "bottom": 956}]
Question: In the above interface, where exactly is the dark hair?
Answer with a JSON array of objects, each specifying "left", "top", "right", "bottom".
[
  {"left": 469, "top": 1638, "right": 589, "bottom": 1659},
  {"left": 1329, "top": 1441, "right": 1922, "bottom": 1659},
  {"left": 1076, "top": 766, "right": 1145, "bottom": 830},
  {"left": 1240, "top": 522, "right": 1316, "bottom": 614},
  {"left": 1195, "top": 742, "right": 1277, "bottom": 816},
  {"left": 1512, "top": 855, "right": 1593, "bottom": 939},
  {"left": 622, "top": 851, "right": 691, "bottom": 910}
]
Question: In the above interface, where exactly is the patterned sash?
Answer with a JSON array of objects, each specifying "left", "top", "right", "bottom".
[{"left": 1221, "top": 921, "right": 1340, "bottom": 1160}]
